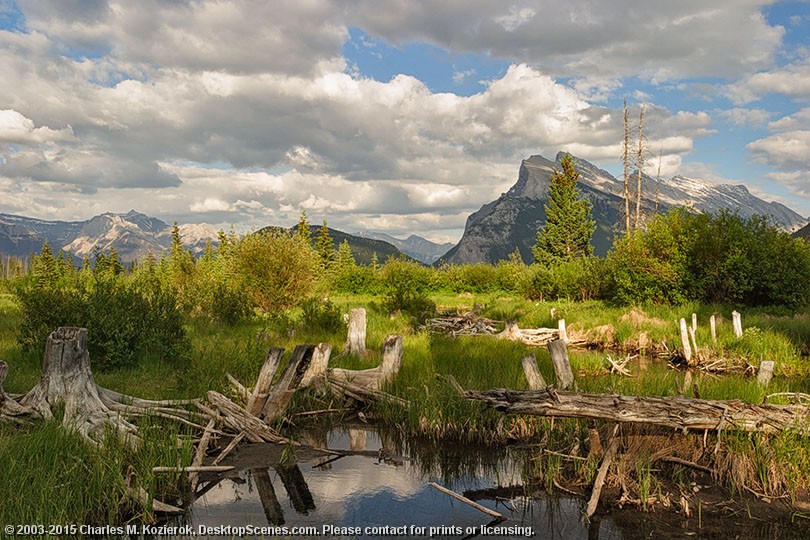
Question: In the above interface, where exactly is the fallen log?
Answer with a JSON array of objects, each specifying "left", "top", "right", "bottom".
[
  {"left": 330, "top": 334, "right": 403, "bottom": 390},
  {"left": 464, "top": 388, "right": 810, "bottom": 434}
]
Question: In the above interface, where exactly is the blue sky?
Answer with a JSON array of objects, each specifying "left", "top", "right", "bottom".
[{"left": 0, "top": 1, "right": 808, "bottom": 241}]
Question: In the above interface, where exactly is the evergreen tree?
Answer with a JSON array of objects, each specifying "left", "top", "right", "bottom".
[
  {"left": 315, "top": 220, "right": 335, "bottom": 269},
  {"left": 336, "top": 239, "right": 356, "bottom": 270},
  {"left": 296, "top": 209, "right": 311, "bottom": 243},
  {"left": 532, "top": 153, "right": 595, "bottom": 265}
]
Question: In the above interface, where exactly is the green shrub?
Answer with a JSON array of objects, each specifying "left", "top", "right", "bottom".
[
  {"left": 380, "top": 258, "right": 436, "bottom": 319},
  {"left": 299, "top": 297, "right": 344, "bottom": 334},
  {"left": 15, "top": 272, "right": 188, "bottom": 371},
  {"left": 233, "top": 230, "right": 319, "bottom": 313}
]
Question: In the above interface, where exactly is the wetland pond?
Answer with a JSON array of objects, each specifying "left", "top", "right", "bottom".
[{"left": 179, "top": 426, "right": 809, "bottom": 540}]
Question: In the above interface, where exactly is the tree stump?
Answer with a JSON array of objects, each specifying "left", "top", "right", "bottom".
[
  {"left": 732, "top": 310, "right": 743, "bottom": 338},
  {"left": 19, "top": 327, "right": 138, "bottom": 442},
  {"left": 330, "top": 334, "right": 404, "bottom": 390},
  {"left": 546, "top": 338, "right": 575, "bottom": 391},
  {"left": 679, "top": 318, "right": 692, "bottom": 364},
  {"left": 345, "top": 308, "right": 367, "bottom": 355},
  {"left": 0, "top": 360, "right": 29, "bottom": 421},
  {"left": 521, "top": 354, "right": 546, "bottom": 390},
  {"left": 757, "top": 361, "right": 775, "bottom": 387},
  {"left": 710, "top": 315, "right": 717, "bottom": 345}
]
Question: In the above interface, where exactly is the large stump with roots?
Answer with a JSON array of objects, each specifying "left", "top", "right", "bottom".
[{"left": 18, "top": 327, "right": 138, "bottom": 442}]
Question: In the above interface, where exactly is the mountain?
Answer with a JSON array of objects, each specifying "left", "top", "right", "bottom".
[
  {"left": 440, "top": 152, "right": 807, "bottom": 265},
  {"left": 259, "top": 225, "right": 406, "bottom": 266},
  {"left": 0, "top": 210, "right": 219, "bottom": 263},
  {"left": 355, "top": 231, "right": 454, "bottom": 264}
]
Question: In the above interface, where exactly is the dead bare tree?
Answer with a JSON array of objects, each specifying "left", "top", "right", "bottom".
[
  {"left": 634, "top": 104, "right": 646, "bottom": 229},
  {"left": 655, "top": 148, "right": 662, "bottom": 214},
  {"left": 623, "top": 99, "right": 632, "bottom": 233}
]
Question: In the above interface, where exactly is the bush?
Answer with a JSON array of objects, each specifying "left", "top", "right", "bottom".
[
  {"left": 233, "top": 230, "right": 319, "bottom": 313},
  {"left": 380, "top": 258, "right": 436, "bottom": 319},
  {"left": 15, "top": 273, "right": 188, "bottom": 371},
  {"left": 299, "top": 297, "right": 344, "bottom": 334}
]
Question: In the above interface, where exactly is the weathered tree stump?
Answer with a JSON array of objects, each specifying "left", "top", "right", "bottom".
[
  {"left": 710, "top": 315, "right": 717, "bottom": 345},
  {"left": 547, "top": 338, "right": 575, "bottom": 391},
  {"left": 521, "top": 354, "right": 546, "bottom": 390},
  {"left": 679, "top": 318, "right": 692, "bottom": 364},
  {"left": 246, "top": 348, "right": 285, "bottom": 417},
  {"left": 19, "top": 327, "right": 138, "bottom": 442},
  {"left": 260, "top": 345, "right": 315, "bottom": 420},
  {"left": 301, "top": 343, "right": 332, "bottom": 390},
  {"left": 732, "top": 310, "right": 743, "bottom": 338},
  {"left": 345, "top": 308, "right": 367, "bottom": 355},
  {"left": 757, "top": 361, "right": 775, "bottom": 387}
]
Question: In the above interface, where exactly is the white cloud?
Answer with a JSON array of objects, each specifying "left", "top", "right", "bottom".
[
  {"left": 0, "top": 0, "right": 791, "bottom": 239},
  {"left": 0, "top": 109, "right": 73, "bottom": 144},
  {"left": 717, "top": 107, "right": 772, "bottom": 127},
  {"left": 348, "top": 0, "right": 783, "bottom": 82},
  {"left": 728, "top": 54, "right": 810, "bottom": 103}
]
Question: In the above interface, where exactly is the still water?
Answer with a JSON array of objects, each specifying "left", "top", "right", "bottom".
[{"left": 184, "top": 427, "right": 808, "bottom": 540}]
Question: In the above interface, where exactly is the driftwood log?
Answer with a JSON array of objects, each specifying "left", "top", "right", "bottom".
[
  {"left": 465, "top": 388, "right": 810, "bottom": 434},
  {"left": 330, "top": 334, "right": 403, "bottom": 391}
]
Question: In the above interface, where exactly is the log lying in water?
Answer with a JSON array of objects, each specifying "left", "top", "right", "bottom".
[{"left": 464, "top": 387, "right": 810, "bottom": 434}]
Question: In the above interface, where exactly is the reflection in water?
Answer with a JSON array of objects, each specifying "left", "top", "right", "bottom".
[{"left": 188, "top": 427, "right": 809, "bottom": 539}]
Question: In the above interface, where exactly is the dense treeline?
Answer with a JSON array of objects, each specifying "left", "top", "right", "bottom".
[{"left": 3, "top": 210, "right": 809, "bottom": 370}]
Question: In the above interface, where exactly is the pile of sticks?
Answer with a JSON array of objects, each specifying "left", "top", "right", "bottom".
[{"left": 426, "top": 312, "right": 502, "bottom": 336}]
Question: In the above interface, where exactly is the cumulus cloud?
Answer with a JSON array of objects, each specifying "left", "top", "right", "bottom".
[
  {"left": 347, "top": 0, "right": 783, "bottom": 82},
  {"left": 728, "top": 54, "right": 810, "bottom": 103},
  {"left": 0, "top": 109, "right": 73, "bottom": 144},
  {"left": 0, "top": 0, "right": 799, "bottom": 238}
]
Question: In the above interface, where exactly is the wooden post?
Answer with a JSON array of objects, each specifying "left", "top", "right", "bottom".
[
  {"left": 688, "top": 326, "right": 699, "bottom": 361},
  {"left": 349, "top": 428, "right": 367, "bottom": 451},
  {"left": 691, "top": 313, "right": 697, "bottom": 333},
  {"left": 546, "top": 338, "right": 575, "bottom": 391},
  {"left": 757, "top": 361, "right": 775, "bottom": 387},
  {"left": 301, "top": 343, "right": 331, "bottom": 389},
  {"left": 732, "top": 310, "right": 743, "bottom": 338},
  {"left": 709, "top": 315, "right": 717, "bottom": 345},
  {"left": 246, "top": 348, "right": 284, "bottom": 417},
  {"left": 679, "top": 318, "right": 692, "bottom": 364},
  {"left": 260, "top": 345, "right": 315, "bottom": 420},
  {"left": 521, "top": 354, "right": 546, "bottom": 390},
  {"left": 378, "top": 334, "right": 404, "bottom": 385},
  {"left": 345, "top": 308, "right": 367, "bottom": 355},
  {"left": 558, "top": 319, "right": 568, "bottom": 342}
]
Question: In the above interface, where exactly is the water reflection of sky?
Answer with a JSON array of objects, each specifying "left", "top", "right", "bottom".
[{"left": 190, "top": 428, "right": 619, "bottom": 539}]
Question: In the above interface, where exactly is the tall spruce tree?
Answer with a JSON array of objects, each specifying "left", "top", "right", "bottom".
[{"left": 532, "top": 153, "right": 595, "bottom": 264}]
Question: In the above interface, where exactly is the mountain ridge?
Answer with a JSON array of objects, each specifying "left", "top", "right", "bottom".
[{"left": 439, "top": 152, "right": 807, "bottom": 265}]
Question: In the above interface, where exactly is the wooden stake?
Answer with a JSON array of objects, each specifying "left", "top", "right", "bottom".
[
  {"left": 522, "top": 354, "right": 546, "bottom": 390},
  {"left": 558, "top": 319, "right": 568, "bottom": 342},
  {"left": 710, "top": 315, "right": 717, "bottom": 345},
  {"left": 301, "top": 342, "right": 332, "bottom": 389},
  {"left": 732, "top": 311, "right": 743, "bottom": 338},
  {"left": 757, "top": 361, "right": 775, "bottom": 387},
  {"left": 679, "top": 318, "right": 692, "bottom": 364},
  {"left": 547, "top": 338, "right": 575, "bottom": 391},
  {"left": 345, "top": 308, "right": 367, "bottom": 355},
  {"left": 691, "top": 313, "right": 697, "bottom": 333},
  {"left": 246, "top": 348, "right": 284, "bottom": 417}
]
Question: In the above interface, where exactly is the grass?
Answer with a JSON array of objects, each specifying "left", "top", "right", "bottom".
[{"left": 2, "top": 289, "right": 810, "bottom": 525}]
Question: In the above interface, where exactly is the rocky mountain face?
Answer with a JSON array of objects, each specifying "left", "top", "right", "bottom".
[
  {"left": 440, "top": 153, "right": 807, "bottom": 265},
  {"left": 355, "top": 231, "right": 454, "bottom": 264},
  {"left": 0, "top": 210, "right": 219, "bottom": 263}
]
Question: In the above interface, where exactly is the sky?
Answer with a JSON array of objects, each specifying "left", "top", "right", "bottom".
[{"left": 0, "top": 1, "right": 809, "bottom": 243}]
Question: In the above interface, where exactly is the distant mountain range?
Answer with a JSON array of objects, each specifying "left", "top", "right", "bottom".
[
  {"left": 355, "top": 231, "right": 454, "bottom": 264},
  {"left": 2, "top": 153, "right": 806, "bottom": 267},
  {"left": 0, "top": 210, "right": 219, "bottom": 263},
  {"left": 439, "top": 152, "right": 808, "bottom": 265},
  {"left": 0, "top": 211, "right": 414, "bottom": 266}
]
